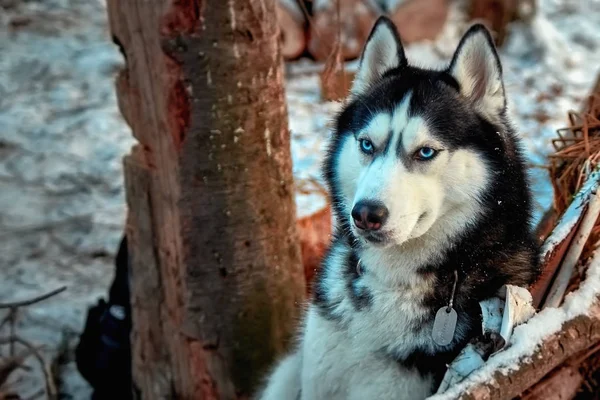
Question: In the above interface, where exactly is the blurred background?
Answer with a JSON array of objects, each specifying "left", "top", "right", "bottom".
[{"left": 1, "top": 0, "right": 599, "bottom": 398}]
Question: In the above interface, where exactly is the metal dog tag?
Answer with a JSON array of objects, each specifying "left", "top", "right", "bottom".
[{"left": 432, "top": 306, "right": 457, "bottom": 346}]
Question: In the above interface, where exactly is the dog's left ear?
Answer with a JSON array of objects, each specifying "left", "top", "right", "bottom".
[
  {"left": 350, "top": 16, "right": 406, "bottom": 98},
  {"left": 449, "top": 24, "right": 506, "bottom": 118}
]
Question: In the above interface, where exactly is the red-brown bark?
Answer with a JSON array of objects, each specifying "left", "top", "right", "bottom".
[{"left": 109, "top": 0, "right": 306, "bottom": 398}]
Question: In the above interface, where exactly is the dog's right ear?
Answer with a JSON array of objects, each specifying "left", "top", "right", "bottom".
[{"left": 350, "top": 17, "right": 406, "bottom": 98}]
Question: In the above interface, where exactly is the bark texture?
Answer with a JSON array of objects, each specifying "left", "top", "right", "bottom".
[
  {"left": 108, "top": 1, "right": 306, "bottom": 398},
  {"left": 457, "top": 306, "right": 600, "bottom": 400}
]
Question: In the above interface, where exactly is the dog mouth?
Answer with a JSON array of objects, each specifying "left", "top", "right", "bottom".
[{"left": 356, "top": 230, "right": 391, "bottom": 247}]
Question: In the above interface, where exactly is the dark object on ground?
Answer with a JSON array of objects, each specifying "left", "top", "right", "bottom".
[{"left": 75, "top": 235, "right": 133, "bottom": 400}]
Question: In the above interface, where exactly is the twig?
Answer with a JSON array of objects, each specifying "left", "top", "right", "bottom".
[
  {"left": 0, "top": 214, "right": 92, "bottom": 240},
  {"left": 0, "top": 348, "right": 34, "bottom": 385},
  {"left": 0, "top": 287, "right": 67, "bottom": 309},
  {"left": 0, "top": 336, "right": 57, "bottom": 400}
]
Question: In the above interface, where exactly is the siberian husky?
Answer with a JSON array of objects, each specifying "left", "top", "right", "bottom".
[{"left": 258, "top": 16, "right": 540, "bottom": 400}]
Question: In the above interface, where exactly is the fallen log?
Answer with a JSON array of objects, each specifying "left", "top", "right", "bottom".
[
  {"left": 308, "top": 0, "right": 379, "bottom": 61},
  {"left": 277, "top": 0, "right": 307, "bottom": 60},
  {"left": 468, "top": 0, "right": 536, "bottom": 46},
  {"left": 390, "top": 0, "right": 449, "bottom": 44},
  {"left": 519, "top": 366, "right": 584, "bottom": 400},
  {"left": 319, "top": 32, "right": 354, "bottom": 102}
]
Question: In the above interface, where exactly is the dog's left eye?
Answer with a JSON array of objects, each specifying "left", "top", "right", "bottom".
[
  {"left": 359, "top": 139, "right": 374, "bottom": 154},
  {"left": 415, "top": 147, "right": 438, "bottom": 161}
]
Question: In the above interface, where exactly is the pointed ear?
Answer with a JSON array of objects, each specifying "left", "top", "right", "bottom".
[
  {"left": 448, "top": 24, "right": 506, "bottom": 119},
  {"left": 350, "top": 16, "right": 406, "bottom": 98}
]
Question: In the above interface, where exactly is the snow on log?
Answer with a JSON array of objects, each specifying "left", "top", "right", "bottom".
[
  {"left": 544, "top": 178, "right": 600, "bottom": 309},
  {"left": 390, "top": 0, "right": 449, "bottom": 44},
  {"left": 308, "top": 0, "right": 379, "bottom": 61},
  {"left": 277, "top": 0, "right": 307, "bottom": 60},
  {"left": 427, "top": 248, "right": 600, "bottom": 400},
  {"left": 531, "top": 166, "right": 600, "bottom": 308}
]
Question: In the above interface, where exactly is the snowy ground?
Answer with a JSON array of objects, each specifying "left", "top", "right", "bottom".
[{"left": 0, "top": 0, "right": 599, "bottom": 398}]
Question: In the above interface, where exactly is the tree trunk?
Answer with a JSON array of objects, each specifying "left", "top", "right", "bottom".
[{"left": 107, "top": 1, "right": 306, "bottom": 398}]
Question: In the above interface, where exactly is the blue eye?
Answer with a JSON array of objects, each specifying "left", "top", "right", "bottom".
[
  {"left": 359, "top": 139, "right": 374, "bottom": 154},
  {"left": 416, "top": 147, "right": 437, "bottom": 160}
]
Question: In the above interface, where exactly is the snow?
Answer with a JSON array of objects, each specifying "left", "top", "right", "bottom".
[
  {"left": 1, "top": 0, "right": 600, "bottom": 397},
  {"left": 428, "top": 248, "right": 600, "bottom": 400},
  {"left": 540, "top": 164, "right": 600, "bottom": 258},
  {"left": 0, "top": 0, "right": 129, "bottom": 397}
]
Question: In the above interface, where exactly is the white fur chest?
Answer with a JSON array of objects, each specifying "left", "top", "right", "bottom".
[
  {"left": 299, "top": 305, "right": 434, "bottom": 400},
  {"left": 320, "top": 241, "right": 438, "bottom": 355},
  {"left": 349, "top": 276, "right": 436, "bottom": 357},
  {"left": 296, "top": 243, "right": 438, "bottom": 399}
]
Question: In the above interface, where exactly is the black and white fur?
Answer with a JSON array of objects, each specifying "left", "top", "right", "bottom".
[{"left": 257, "top": 17, "right": 540, "bottom": 400}]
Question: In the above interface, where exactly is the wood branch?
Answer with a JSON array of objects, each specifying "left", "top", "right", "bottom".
[
  {"left": 0, "top": 336, "right": 57, "bottom": 400},
  {"left": 534, "top": 207, "right": 559, "bottom": 244},
  {"left": 123, "top": 151, "right": 172, "bottom": 399},
  {"left": 319, "top": 30, "right": 355, "bottom": 101},
  {"left": 544, "top": 188, "right": 600, "bottom": 308},
  {"left": 0, "top": 349, "right": 33, "bottom": 387},
  {"left": 457, "top": 308, "right": 600, "bottom": 400},
  {"left": 519, "top": 366, "right": 584, "bottom": 400},
  {"left": 296, "top": 203, "right": 331, "bottom": 293},
  {"left": 108, "top": 0, "right": 306, "bottom": 397},
  {"left": 530, "top": 180, "right": 589, "bottom": 308},
  {"left": 277, "top": 0, "right": 307, "bottom": 60},
  {"left": 389, "top": 0, "right": 449, "bottom": 44},
  {"left": 0, "top": 287, "right": 66, "bottom": 309},
  {"left": 320, "top": 69, "right": 354, "bottom": 102},
  {"left": 516, "top": 336, "right": 600, "bottom": 399}
]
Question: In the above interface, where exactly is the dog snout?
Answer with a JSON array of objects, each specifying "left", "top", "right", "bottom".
[{"left": 351, "top": 201, "right": 389, "bottom": 231}]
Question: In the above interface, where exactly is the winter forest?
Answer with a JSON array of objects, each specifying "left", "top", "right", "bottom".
[{"left": 2, "top": 0, "right": 600, "bottom": 399}]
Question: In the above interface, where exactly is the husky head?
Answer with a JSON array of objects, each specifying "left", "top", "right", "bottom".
[{"left": 325, "top": 17, "right": 519, "bottom": 250}]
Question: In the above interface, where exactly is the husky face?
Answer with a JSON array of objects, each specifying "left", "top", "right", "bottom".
[{"left": 326, "top": 19, "right": 510, "bottom": 249}]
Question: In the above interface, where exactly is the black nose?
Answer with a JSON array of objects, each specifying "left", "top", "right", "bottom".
[{"left": 351, "top": 201, "right": 389, "bottom": 231}]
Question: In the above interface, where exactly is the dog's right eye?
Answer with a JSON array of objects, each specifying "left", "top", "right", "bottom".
[{"left": 359, "top": 139, "right": 374, "bottom": 155}]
